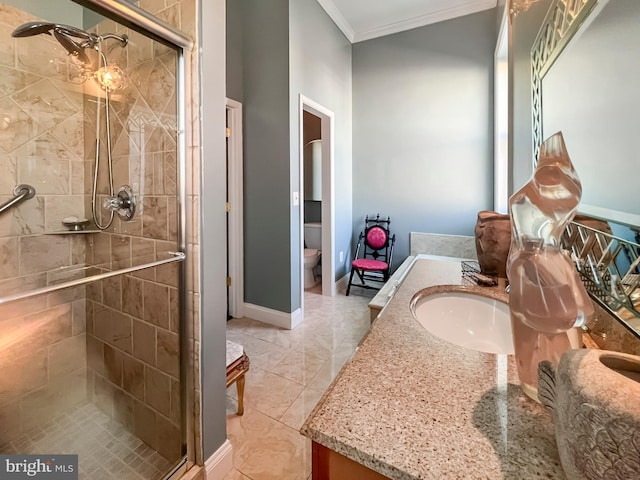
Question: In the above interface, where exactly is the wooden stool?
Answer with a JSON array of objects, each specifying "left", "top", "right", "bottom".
[{"left": 226, "top": 340, "right": 250, "bottom": 415}]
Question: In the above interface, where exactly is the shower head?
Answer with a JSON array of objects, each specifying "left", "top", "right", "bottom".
[{"left": 11, "top": 22, "right": 127, "bottom": 65}]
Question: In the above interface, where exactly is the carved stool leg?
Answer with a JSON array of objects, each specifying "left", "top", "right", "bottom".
[{"left": 236, "top": 374, "right": 245, "bottom": 415}]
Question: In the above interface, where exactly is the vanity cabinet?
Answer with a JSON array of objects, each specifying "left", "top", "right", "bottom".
[{"left": 312, "top": 442, "right": 389, "bottom": 480}]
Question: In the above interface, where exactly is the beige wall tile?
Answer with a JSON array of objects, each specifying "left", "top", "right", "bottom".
[
  {"left": 44, "top": 195, "right": 85, "bottom": 232},
  {"left": 93, "top": 303, "right": 112, "bottom": 342},
  {"left": 111, "top": 235, "right": 132, "bottom": 269},
  {"left": 143, "top": 281, "right": 169, "bottom": 328},
  {"left": 123, "top": 354, "right": 145, "bottom": 401},
  {"left": 71, "top": 299, "right": 86, "bottom": 335},
  {"left": 133, "top": 319, "right": 156, "bottom": 366},
  {"left": 19, "top": 235, "right": 70, "bottom": 275},
  {"left": 112, "top": 311, "right": 133, "bottom": 354},
  {"left": 103, "top": 343, "right": 124, "bottom": 387},
  {"left": 123, "top": 275, "right": 144, "bottom": 318},
  {"left": 157, "top": 329, "right": 179, "bottom": 379},
  {"left": 134, "top": 399, "right": 158, "bottom": 450},
  {"left": 48, "top": 334, "right": 86, "bottom": 380},
  {"left": 0, "top": 237, "right": 18, "bottom": 278},
  {"left": 142, "top": 196, "right": 168, "bottom": 240},
  {"left": 156, "top": 413, "right": 181, "bottom": 461},
  {"left": 144, "top": 365, "right": 171, "bottom": 417},
  {"left": 170, "top": 377, "right": 180, "bottom": 424},
  {"left": 93, "top": 373, "right": 115, "bottom": 417},
  {"left": 0, "top": 348, "right": 47, "bottom": 406},
  {"left": 113, "top": 387, "right": 135, "bottom": 429},
  {"left": 86, "top": 334, "right": 105, "bottom": 377},
  {"left": 2, "top": 304, "right": 72, "bottom": 361},
  {"left": 103, "top": 276, "right": 122, "bottom": 311},
  {"left": 15, "top": 135, "right": 72, "bottom": 194},
  {"left": 169, "top": 287, "right": 179, "bottom": 334},
  {"left": 0, "top": 195, "right": 44, "bottom": 238}
]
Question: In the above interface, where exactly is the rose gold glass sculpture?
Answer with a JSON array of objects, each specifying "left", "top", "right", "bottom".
[{"left": 507, "top": 131, "right": 594, "bottom": 402}]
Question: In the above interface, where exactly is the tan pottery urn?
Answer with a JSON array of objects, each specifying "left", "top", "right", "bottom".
[
  {"left": 474, "top": 210, "right": 511, "bottom": 277},
  {"left": 538, "top": 348, "right": 640, "bottom": 479}
]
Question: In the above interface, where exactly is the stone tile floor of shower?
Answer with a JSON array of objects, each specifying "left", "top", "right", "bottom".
[
  {"left": 2, "top": 401, "right": 172, "bottom": 480},
  {"left": 224, "top": 286, "right": 375, "bottom": 480}
]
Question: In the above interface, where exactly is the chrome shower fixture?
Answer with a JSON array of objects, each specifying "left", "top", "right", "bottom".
[{"left": 11, "top": 21, "right": 128, "bottom": 64}]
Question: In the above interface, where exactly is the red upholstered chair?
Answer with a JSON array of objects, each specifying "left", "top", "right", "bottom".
[{"left": 346, "top": 215, "right": 395, "bottom": 296}]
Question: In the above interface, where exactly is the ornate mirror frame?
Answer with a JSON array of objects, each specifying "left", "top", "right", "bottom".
[
  {"left": 531, "top": 0, "right": 598, "bottom": 161},
  {"left": 531, "top": 0, "right": 640, "bottom": 336}
]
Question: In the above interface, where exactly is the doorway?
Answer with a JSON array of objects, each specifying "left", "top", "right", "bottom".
[{"left": 299, "top": 95, "right": 336, "bottom": 307}]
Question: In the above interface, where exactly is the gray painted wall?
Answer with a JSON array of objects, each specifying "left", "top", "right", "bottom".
[
  {"left": 289, "top": 0, "right": 353, "bottom": 291},
  {"left": 3, "top": 0, "right": 83, "bottom": 25},
  {"left": 242, "top": 0, "right": 292, "bottom": 312},
  {"left": 201, "top": 0, "right": 228, "bottom": 460},
  {"left": 226, "top": 0, "right": 243, "bottom": 102},
  {"left": 352, "top": 10, "right": 498, "bottom": 267}
]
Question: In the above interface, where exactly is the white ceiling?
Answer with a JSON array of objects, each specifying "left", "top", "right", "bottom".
[{"left": 316, "top": 0, "right": 498, "bottom": 43}]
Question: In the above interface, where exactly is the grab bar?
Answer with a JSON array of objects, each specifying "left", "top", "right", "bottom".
[{"left": 0, "top": 184, "right": 36, "bottom": 214}]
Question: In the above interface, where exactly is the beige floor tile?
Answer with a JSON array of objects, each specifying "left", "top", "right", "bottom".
[
  {"left": 269, "top": 349, "right": 325, "bottom": 386},
  {"left": 223, "top": 469, "right": 251, "bottom": 480},
  {"left": 225, "top": 290, "right": 372, "bottom": 480},
  {"left": 305, "top": 354, "right": 349, "bottom": 392},
  {"left": 228, "top": 366, "right": 304, "bottom": 419},
  {"left": 227, "top": 405, "right": 311, "bottom": 480},
  {"left": 279, "top": 387, "right": 325, "bottom": 431}
]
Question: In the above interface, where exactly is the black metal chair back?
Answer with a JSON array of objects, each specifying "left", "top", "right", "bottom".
[{"left": 346, "top": 214, "right": 395, "bottom": 296}]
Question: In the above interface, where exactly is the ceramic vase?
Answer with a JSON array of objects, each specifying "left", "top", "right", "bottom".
[{"left": 474, "top": 210, "right": 510, "bottom": 278}]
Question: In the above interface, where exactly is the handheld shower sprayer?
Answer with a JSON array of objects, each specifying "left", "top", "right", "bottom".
[{"left": 12, "top": 21, "right": 132, "bottom": 230}]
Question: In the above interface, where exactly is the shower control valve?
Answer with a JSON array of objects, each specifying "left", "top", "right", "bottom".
[{"left": 104, "top": 185, "right": 136, "bottom": 221}]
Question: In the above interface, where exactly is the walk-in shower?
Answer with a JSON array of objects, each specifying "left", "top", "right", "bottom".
[{"left": 0, "top": 1, "right": 192, "bottom": 479}]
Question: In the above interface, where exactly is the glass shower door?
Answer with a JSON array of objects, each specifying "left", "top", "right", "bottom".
[{"left": 0, "top": 1, "right": 187, "bottom": 478}]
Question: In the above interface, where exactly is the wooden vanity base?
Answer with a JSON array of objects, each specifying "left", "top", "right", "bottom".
[{"left": 312, "top": 442, "right": 389, "bottom": 480}]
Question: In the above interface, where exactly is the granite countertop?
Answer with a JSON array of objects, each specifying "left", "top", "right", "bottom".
[{"left": 301, "top": 257, "right": 565, "bottom": 479}]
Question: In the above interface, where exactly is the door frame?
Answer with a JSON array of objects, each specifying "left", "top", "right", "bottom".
[
  {"left": 226, "top": 98, "right": 244, "bottom": 318},
  {"left": 299, "top": 95, "right": 336, "bottom": 303}
]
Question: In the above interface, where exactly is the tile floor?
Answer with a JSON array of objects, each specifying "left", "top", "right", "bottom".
[
  {"left": 223, "top": 287, "right": 375, "bottom": 480},
  {"left": 2, "top": 401, "right": 172, "bottom": 480}
]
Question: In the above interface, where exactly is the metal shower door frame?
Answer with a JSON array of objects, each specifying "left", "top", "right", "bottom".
[{"left": 73, "top": 0, "right": 195, "bottom": 477}]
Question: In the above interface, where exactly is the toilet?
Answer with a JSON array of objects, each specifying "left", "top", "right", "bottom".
[{"left": 304, "top": 222, "right": 322, "bottom": 289}]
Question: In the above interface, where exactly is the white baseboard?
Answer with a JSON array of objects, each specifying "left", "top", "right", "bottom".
[
  {"left": 204, "top": 440, "right": 233, "bottom": 480},
  {"left": 244, "top": 303, "right": 301, "bottom": 330},
  {"left": 336, "top": 273, "right": 350, "bottom": 294}
]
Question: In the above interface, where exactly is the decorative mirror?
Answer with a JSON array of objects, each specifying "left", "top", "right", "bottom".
[{"left": 531, "top": 0, "right": 640, "bottom": 335}]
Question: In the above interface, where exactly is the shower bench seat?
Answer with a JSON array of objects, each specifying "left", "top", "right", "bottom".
[{"left": 226, "top": 340, "right": 250, "bottom": 415}]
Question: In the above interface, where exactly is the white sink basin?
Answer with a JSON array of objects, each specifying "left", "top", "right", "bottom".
[{"left": 411, "top": 291, "right": 513, "bottom": 355}]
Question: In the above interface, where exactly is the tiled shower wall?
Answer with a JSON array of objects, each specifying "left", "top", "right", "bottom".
[{"left": 0, "top": 4, "right": 88, "bottom": 447}]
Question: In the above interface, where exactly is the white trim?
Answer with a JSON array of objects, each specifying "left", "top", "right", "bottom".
[
  {"left": 226, "top": 99, "right": 244, "bottom": 318},
  {"left": 244, "top": 303, "right": 303, "bottom": 330},
  {"left": 316, "top": 0, "right": 355, "bottom": 42},
  {"left": 352, "top": 0, "right": 497, "bottom": 43},
  {"left": 493, "top": 6, "right": 509, "bottom": 213},
  {"left": 299, "top": 95, "right": 336, "bottom": 302},
  {"left": 335, "top": 273, "right": 350, "bottom": 294},
  {"left": 204, "top": 440, "right": 233, "bottom": 479}
]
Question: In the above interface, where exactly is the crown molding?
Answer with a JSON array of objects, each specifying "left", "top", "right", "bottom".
[
  {"left": 316, "top": 0, "right": 356, "bottom": 42},
  {"left": 316, "top": 0, "right": 498, "bottom": 44}
]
